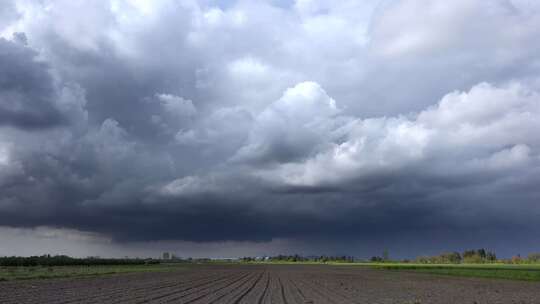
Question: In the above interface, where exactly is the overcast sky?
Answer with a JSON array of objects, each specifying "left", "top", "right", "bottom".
[{"left": 1, "top": 0, "right": 540, "bottom": 259}]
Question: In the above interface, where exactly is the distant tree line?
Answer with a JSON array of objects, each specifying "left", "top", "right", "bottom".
[
  {"left": 0, "top": 255, "right": 160, "bottom": 267},
  {"left": 241, "top": 254, "right": 356, "bottom": 263},
  {"left": 403, "top": 249, "right": 497, "bottom": 264},
  {"left": 402, "top": 249, "right": 540, "bottom": 264},
  {"left": 503, "top": 253, "right": 540, "bottom": 264}
]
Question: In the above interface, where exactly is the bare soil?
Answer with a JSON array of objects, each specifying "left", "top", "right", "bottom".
[{"left": 1, "top": 264, "right": 539, "bottom": 303}]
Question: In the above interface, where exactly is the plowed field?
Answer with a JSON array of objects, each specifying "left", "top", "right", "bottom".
[{"left": 1, "top": 264, "right": 539, "bottom": 303}]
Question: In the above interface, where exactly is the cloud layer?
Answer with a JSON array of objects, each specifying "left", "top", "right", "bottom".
[{"left": 1, "top": 0, "right": 540, "bottom": 257}]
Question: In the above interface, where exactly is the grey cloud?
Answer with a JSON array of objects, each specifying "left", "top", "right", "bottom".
[
  {"left": 233, "top": 82, "right": 341, "bottom": 164},
  {"left": 0, "top": 38, "right": 67, "bottom": 129},
  {"left": 0, "top": 0, "right": 19, "bottom": 31},
  {"left": 251, "top": 82, "right": 540, "bottom": 189},
  {"left": 358, "top": 0, "right": 540, "bottom": 116}
]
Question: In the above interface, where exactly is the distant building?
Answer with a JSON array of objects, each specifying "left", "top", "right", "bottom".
[{"left": 162, "top": 252, "right": 170, "bottom": 260}]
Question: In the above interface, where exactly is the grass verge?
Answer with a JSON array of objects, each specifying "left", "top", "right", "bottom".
[
  {"left": 0, "top": 264, "right": 185, "bottom": 281},
  {"left": 363, "top": 263, "right": 540, "bottom": 281}
]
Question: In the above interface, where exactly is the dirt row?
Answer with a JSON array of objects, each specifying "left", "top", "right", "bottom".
[{"left": 1, "top": 264, "right": 540, "bottom": 303}]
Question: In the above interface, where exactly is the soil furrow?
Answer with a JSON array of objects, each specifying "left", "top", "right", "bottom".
[
  {"left": 293, "top": 275, "right": 339, "bottom": 304},
  {"left": 66, "top": 274, "right": 206, "bottom": 304},
  {"left": 256, "top": 271, "right": 270, "bottom": 304},
  {"left": 230, "top": 270, "right": 265, "bottom": 304},
  {"left": 3, "top": 264, "right": 540, "bottom": 304},
  {"left": 304, "top": 274, "right": 358, "bottom": 304},
  {"left": 205, "top": 272, "right": 261, "bottom": 304},
  {"left": 106, "top": 274, "right": 209, "bottom": 303},
  {"left": 129, "top": 273, "right": 231, "bottom": 304},
  {"left": 278, "top": 275, "right": 305, "bottom": 304},
  {"left": 171, "top": 272, "right": 253, "bottom": 304},
  {"left": 289, "top": 277, "right": 306, "bottom": 301},
  {"left": 154, "top": 272, "right": 248, "bottom": 303},
  {"left": 277, "top": 277, "right": 289, "bottom": 304}
]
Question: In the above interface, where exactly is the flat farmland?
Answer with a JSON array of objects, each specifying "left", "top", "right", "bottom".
[{"left": 1, "top": 264, "right": 540, "bottom": 304}]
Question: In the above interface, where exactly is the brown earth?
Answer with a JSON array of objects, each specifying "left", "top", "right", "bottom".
[{"left": 1, "top": 264, "right": 539, "bottom": 304}]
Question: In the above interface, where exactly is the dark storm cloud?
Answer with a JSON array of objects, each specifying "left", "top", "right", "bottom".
[
  {"left": 0, "top": 176, "right": 456, "bottom": 243},
  {"left": 1, "top": 0, "right": 540, "bottom": 257},
  {"left": 0, "top": 38, "right": 67, "bottom": 129}
]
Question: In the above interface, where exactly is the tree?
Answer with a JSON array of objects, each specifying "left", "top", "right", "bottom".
[
  {"left": 486, "top": 251, "right": 497, "bottom": 262},
  {"left": 382, "top": 250, "right": 389, "bottom": 262},
  {"left": 477, "top": 249, "right": 486, "bottom": 259},
  {"left": 371, "top": 256, "right": 383, "bottom": 262},
  {"left": 440, "top": 252, "right": 461, "bottom": 264},
  {"left": 528, "top": 253, "right": 540, "bottom": 263},
  {"left": 462, "top": 250, "right": 476, "bottom": 259}
]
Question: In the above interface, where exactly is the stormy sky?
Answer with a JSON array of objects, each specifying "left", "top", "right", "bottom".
[{"left": 1, "top": 0, "right": 540, "bottom": 259}]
